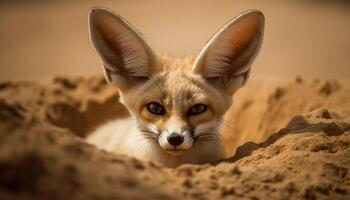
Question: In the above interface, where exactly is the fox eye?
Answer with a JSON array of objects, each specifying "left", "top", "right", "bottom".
[
  {"left": 147, "top": 102, "right": 165, "bottom": 115},
  {"left": 187, "top": 104, "right": 207, "bottom": 116}
]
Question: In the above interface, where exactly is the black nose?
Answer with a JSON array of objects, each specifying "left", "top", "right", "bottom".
[{"left": 167, "top": 133, "right": 184, "bottom": 146}]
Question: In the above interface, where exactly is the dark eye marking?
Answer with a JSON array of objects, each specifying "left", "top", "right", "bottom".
[
  {"left": 187, "top": 104, "right": 207, "bottom": 116},
  {"left": 146, "top": 102, "right": 165, "bottom": 115}
]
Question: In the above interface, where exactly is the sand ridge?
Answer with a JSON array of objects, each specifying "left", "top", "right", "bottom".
[{"left": 0, "top": 76, "right": 349, "bottom": 200}]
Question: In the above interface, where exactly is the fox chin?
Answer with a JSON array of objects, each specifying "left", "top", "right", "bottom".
[{"left": 86, "top": 7, "right": 264, "bottom": 168}]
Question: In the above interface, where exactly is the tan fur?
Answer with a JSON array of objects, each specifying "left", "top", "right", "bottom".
[
  {"left": 88, "top": 56, "right": 230, "bottom": 167},
  {"left": 87, "top": 7, "right": 264, "bottom": 167}
]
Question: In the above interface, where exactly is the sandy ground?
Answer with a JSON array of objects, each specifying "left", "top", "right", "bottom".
[
  {"left": 222, "top": 77, "right": 350, "bottom": 155},
  {"left": 0, "top": 76, "right": 349, "bottom": 199}
]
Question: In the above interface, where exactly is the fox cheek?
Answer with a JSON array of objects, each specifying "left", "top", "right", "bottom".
[
  {"left": 194, "top": 121, "right": 219, "bottom": 135},
  {"left": 189, "top": 110, "right": 215, "bottom": 126},
  {"left": 146, "top": 123, "right": 160, "bottom": 135}
]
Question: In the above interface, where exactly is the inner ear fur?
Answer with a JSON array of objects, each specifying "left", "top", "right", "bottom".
[
  {"left": 89, "top": 7, "right": 161, "bottom": 91},
  {"left": 192, "top": 10, "right": 265, "bottom": 94}
]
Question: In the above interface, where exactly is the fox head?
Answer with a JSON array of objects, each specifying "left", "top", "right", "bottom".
[{"left": 89, "top": 7, "right": 264, "bottom": 157}]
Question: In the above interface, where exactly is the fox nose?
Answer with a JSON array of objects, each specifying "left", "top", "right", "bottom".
[{"left": 167, "top": 133, "right": 184, "bottom": 146}]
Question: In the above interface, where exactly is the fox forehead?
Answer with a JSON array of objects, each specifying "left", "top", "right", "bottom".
[
  {"left": 122, "top": 56, "right": 230, "bottom": 115},
  {"left": 160, "top": 73, "right": 208, "bottom": 112}
]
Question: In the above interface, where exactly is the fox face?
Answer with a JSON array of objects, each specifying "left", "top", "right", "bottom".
[
  {"left": 120, "top": 58, "right": 233, "bottom": 154},
  {"left": 89, "top": 7, "right": 264, "bottom": 159}
]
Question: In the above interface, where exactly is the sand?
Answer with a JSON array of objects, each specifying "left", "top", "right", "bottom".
[{"left": 0, "top": 76, "right": 349, "bottom": 200}]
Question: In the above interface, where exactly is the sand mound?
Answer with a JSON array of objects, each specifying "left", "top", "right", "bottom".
[
  {"left": 0, "top": 76, "right": 349, "bottom": 200},
  {"left": 222, "top": 77, "right": 350, "bottom": 154}
]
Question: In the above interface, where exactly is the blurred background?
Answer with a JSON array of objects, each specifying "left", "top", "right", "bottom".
[{"left": 0, "top": 0, "right": 349, "bottom": 81}]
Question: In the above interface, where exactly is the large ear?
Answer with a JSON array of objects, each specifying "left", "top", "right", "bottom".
[
  {"left": 192, "top": 10, "right": 264, "bottom": 94},
  {"left": 89, "top": 7, "right": 161, "bottom": 91}
]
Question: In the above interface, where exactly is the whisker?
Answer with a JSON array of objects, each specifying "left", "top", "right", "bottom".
[
  {"left": 137, "top": 125, "right": 160, "bottom": 142},
  {"left": 193, "top": 127, "right": 222, "bottom": 145},
  {"left": 159, "top": 135, "right": 168, "bottom": 144},
  {"left": 195, "top": 137, "right": 220, "bottom": 142}
]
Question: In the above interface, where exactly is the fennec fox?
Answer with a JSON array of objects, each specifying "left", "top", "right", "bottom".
[{"left": 87, "top": 7, "right": 264, "bottom": 167}]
